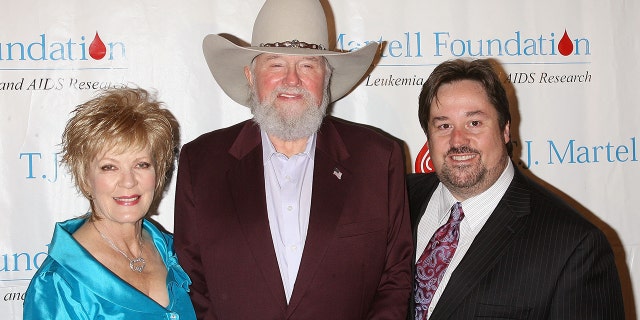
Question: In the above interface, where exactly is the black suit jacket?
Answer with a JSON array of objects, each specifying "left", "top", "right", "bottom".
[{"left": 407, "top": 166, "right": 624, "bottom": 319}]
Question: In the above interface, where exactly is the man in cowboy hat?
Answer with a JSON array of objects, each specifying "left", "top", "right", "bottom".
[{"left": 174, "top": 0, "right": 413, "bottom": 319}]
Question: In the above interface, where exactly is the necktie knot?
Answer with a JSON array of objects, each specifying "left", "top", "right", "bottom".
[{"left": 451, "top": 202, "right": 464, "bottom": 222}]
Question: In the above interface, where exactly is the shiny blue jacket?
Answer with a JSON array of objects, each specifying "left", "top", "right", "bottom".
[{"left": 24, "top": 218, "right": 196, "bottom": 320}]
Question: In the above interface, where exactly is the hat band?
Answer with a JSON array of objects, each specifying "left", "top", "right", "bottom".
[{"left": 260, "top": 39, "right": 326, "bottom": 50}]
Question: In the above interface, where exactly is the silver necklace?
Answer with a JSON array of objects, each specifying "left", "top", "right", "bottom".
[{"left": 91, "top": 221, "right": 146, "bottom": 273}]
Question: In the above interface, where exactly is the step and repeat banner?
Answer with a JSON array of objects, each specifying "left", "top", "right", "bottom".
[{"left": 1, "top": 1, "right": 638, "bottom": 318}]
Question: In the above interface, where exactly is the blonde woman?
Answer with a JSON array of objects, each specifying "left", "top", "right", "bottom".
[{"left": 24, "top": 88, "right": 196, "bottom": 319}]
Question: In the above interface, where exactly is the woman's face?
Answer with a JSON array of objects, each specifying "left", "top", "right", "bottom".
[{"left": 86, "top": 146, "right": 156, "bottom": 224}]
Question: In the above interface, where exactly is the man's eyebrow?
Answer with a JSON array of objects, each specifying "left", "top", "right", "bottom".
[
  {"left": 262, "top": 54, "right": 283, "bottom": 60},
  {"left": 465, "top": 110, "right": 488, "bottom": 117},
  {"left": 431, "top": 115, "right": 448, "bottom": 122},
  {"left": 300, "top": 56, "right": 322, "bottom": 62},
  {"left": 431, "top": 110, "right": 488, "bottom": 122}
]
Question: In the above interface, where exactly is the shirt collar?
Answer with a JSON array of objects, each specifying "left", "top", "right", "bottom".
[
  {"left": 48, "top": 218, "right": 175, "bottom": 312},
  {"left": 438, "top": 159, "right": 515, "bottom": 229},
  {"left": 261, "top": 130, "right": 317, "bottom": 163}
]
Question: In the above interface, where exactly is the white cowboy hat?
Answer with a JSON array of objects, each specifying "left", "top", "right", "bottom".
[{"left": 202, "top": 0, "right": 379, "bottom": 107}]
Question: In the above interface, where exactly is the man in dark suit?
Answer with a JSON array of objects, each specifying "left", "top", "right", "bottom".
[
  {"left": 174, "top": 0, "right": 413, "bottom": 319},
  {"left": 408, "top": 58, "right": 624, "bottom": 319}
]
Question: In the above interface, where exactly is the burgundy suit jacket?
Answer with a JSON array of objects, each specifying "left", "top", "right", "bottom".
[{"left": 175, "top": 116, "right": 413, "bottom": 319}]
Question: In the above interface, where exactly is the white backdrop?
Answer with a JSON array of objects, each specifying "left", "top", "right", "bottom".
[{"left": 1, "top": 1, "right": 638, "bottom": 318}]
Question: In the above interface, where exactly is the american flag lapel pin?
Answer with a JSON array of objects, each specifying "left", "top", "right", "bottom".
[{"left": 333, "top": 167, "right": 342, "bottom": 180}]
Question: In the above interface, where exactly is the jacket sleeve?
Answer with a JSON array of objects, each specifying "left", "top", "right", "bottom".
[
  {"left": 548, "top": 228, "right": 625, "bottom": 319},
  {"left": 367, "top": 141, "right": 414, "bottom": 319},
  {"left": 24, "top": 269, "right": 88, "bottom": 320},
  {"left": 173, "top": 144, "right": 218, "bottom": 320}
]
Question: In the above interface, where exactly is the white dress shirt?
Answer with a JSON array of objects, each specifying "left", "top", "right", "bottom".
[
  {"left": 262, "top": 131, "right": 316, "bottom": 303},
  {"left": 415, "top": 160, "right": 515, "bottom": 318}
]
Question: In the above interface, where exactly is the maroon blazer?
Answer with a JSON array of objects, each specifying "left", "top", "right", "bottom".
[{"left": 174, "top": 116, "right": 413, "bottom": 319}]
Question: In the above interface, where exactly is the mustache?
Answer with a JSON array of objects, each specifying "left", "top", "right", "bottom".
[
  {"left": 446, "top": 146, "right": 479, "bottom": 155},
  {"left": 271, "top": 86, "right": 313, "bottom": 99}
]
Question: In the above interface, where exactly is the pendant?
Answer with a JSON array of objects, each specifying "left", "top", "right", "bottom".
[{"left": 130, "top": 257, "right": 146, "bottom": 273}]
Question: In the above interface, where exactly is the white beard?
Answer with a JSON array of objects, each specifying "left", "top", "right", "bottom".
[{"left": 250, "top": 86, "right": 329, "bottom": 141}]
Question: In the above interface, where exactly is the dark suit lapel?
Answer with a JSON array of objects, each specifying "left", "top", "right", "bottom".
[
  {"left": 407, "top": 174, "right": 441, "bottom": 245},
  {"left": 227, "top": 122, "right": 288, "bottom": 311},
  {"left": 407, "top": 173, "right": 440, "bottom": 318},
  {"left": 431, "top": 168, "right": 532, "bottom": 319},
  {"left": 287, "top": 118, "right": 351, "bottom": 315}
]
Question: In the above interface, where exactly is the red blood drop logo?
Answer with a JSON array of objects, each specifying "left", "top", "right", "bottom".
[
  {"left": 89, "top": 32, "right": 107, "bottom": 60},
  {"left": 558, "top": 30, "right": 574, "bottom": 56},
  {"left": 415, "top": 141, "right": 435, "bottom": 173}
]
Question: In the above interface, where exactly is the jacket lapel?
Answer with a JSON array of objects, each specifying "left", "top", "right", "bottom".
[
  {"left": 430, "top": 168, "right": 532, "bottom": 319},
  {"left": 286, "top": 118, "right": 351, "bottom": 315},
  {"left": 227, "top": 122, "right": 288, "bottom": 312},
  {"left": 407, "top": 173, "right": 440, "bottom": 318}
]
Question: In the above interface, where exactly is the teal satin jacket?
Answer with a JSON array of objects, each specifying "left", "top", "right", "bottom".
[{"left": 24, "top": 218, "right": 196, "bottom": 320}]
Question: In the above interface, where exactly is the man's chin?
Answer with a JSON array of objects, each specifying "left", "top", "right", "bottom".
[
  {"left": 439, "top": 165, "right": 484, "bottom": 186},
  {"left": 274, "top": 99, "right": 310, "bottom": 110}
]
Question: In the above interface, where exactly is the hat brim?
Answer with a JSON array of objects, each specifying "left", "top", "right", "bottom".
[{"left": 203, "top": 34, "right": 379, "bottom": 107}]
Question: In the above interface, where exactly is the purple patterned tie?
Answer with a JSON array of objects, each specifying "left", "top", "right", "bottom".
[{"left": 414, "top": 202, "right": 465, "bottom": 319}]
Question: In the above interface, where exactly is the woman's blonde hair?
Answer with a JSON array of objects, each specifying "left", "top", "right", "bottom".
[{"left": 61, "top": 87, "right": 179, "bottom": 204}]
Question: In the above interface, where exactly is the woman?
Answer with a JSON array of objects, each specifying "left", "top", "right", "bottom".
[{"left": 24, "top": 87, "right": 196, "bottom": 319}]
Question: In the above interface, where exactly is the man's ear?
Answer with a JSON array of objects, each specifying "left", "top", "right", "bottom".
[
  {"left": 244, "top": 66, "right": 253, "bottom": 87},
  {"left": 503, "top": 121, "right": 511, "bottom": 143}
]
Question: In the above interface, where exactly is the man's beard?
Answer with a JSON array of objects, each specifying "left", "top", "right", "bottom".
[
  {"left": 250, "top": 86, "right": 329, "bottom": 141},
  {"left": 436, "top": 145, "right": 506, "bottom": 198}
]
